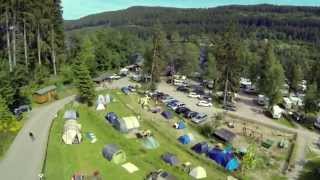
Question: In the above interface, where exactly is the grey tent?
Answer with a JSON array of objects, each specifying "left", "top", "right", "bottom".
[
  {"left": 213, "top": 129, "right": 236, "bottom": 142},
  {"left": 162, "top": 153, "right": 179, "bottom": 166},
  {"left": 63, "top": 110, "right": 78, "bottom": 120},
  {"left": 102, "top": 144, "right": 126, "bottom": 164}
]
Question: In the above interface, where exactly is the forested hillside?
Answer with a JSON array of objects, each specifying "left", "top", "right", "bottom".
[{"left": 65, "top": 5, "right": 320, "bottom": 44}]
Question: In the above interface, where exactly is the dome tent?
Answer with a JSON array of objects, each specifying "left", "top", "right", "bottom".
[
  {"left": 178, "top": 134, "right": 193, "bottom": 145},
  {"left": 102, "top": 144, "right": 126, "bottom": 164},
  {"left": 162, "top": 152, "right": 179, "bottom": 166},
  {"left": 207, "top": 148, "right": 239, "bottom": 171},
  {"left": 114, "top": 116, "right": 140, "bottom": 133},
  {"left": 142, "top": 136, "right": 159, "bottom": 149},
  {"left": 189, "top": 166, "right": 207, "bottom": 179},
  {"left": 192, "top": 142, "right": 209, "bottom": 154},
  {"left": 177, "top": 119, "right": 186, "bottom": 129}
]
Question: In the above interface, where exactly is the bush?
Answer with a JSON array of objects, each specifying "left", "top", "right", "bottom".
[{"left": 198, "top": 124, "right": 214, "bottom": 138}]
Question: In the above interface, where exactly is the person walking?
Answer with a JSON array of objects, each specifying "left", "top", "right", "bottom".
[{"left": 29, "top": 131, "right": 35, "bottom": 140}]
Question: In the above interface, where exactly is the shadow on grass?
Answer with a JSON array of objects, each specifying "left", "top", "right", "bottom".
[{"left": 299, "top": 158, "right": 320, "bottom": 180}]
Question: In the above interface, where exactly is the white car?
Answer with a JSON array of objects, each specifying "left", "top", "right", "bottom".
[
  {"left": 197, "top": 100, "right": 212, "bottom": 107},
  {"left": 188, "top": 92, "right": 201, "bottom": 98},
  {"left": 110, "top": 74, "right": 121, "bottom": 80}
]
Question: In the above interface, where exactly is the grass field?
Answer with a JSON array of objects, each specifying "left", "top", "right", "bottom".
[{"left": 44, "top": 90, "right": 230, "bottom": 180}]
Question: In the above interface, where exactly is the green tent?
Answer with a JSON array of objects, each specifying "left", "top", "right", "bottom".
[
  {"left": 142, "top": 137, "right": 159, "bottom": 149},
  {"left": 102, "top": 144, "right": 126, "bottom": 164}
]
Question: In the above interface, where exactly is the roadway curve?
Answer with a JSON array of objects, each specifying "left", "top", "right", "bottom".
[{"left": 0, "top": 96, "right": 74, "bottom": 180}]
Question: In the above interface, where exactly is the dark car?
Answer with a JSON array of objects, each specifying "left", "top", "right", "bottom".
[
  {"left": 105, "top": 112, "right": 118, "bottom": 124},
  {"left": 191, "top": 113, "right": 208, "bottom": 124},
  {"left": 184, "top": 111, "right": 198, "bottom": 119},
  {"left": 198, "top": 95, "right": 212, "bottom": 101},
  {"left": 175, "top": 107, "right": 190, "bottom": 114},
  {"left": 13, "top": 105, "right": 32, "bottom": 117},
  {"left": 177, "top": 86, "right": 190, "bottom": 93},
  {"left": 291, "top": 112, "right": 305, "bottom": 123},
  {"left": 223, "top": 102, "right": 237, "bottom": 111}
]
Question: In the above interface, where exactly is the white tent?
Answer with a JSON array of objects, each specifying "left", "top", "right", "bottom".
[
  {"left": 96, "top": 103, "right": 105, "bottom": 111},
  {"left": 97, "top": 95, "right": 106, "bottom": 105},
  {"left": 105, "top": 94, "right": 111, "bottom": 104},
  {"left": 189, "top": 166, "right": 207, "bottom": 179},
  {"left": 62, "top": 120, "right": 82, "bottom": 144}
]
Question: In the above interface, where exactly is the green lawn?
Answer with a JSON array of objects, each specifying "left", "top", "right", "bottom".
[
  {"left": 0, "top": 132, "right": 16, "bottom": 159},
  {"left": 44, "top": 90, "right": 229, "bottom": 180},
  {"left": 275, "top": 118, "right": 296, "bottom": 128}
]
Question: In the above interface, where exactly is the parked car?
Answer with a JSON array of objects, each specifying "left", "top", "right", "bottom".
[
  {"left": 191, "top": 113, "right": 208, "bottom": 124},
  {"left": 177, "top": 86, "right": 190, "bottom": 93},
  {"left": 110, "top": 74, "right": 121, "bottom": 80},
  {"left": 184, "top": 111, "right": 198, "bottom": 119},
  {"left": 128, "top": 85, "right": 136, "bottom": 92},
  {"left": 223, "top": 102, "right": 237, "bottom": 111},
  {"left": 197, "top": 100, "right": 213, "bottom": 107},
  {"left": 121, "top": 87, "right": 130, "bottom": 95},
  {"left": 188, "top": 92, "right": 201, "bottom": 98},
  {"left": 146, "top": 169, "right": 177, "bottom": 180},
  {"left": 314, "top": 116, "right": 320, "bottom": 129},
  {"left": 198, "top": 95, "right": 212, "bottom": 101},
  {"left": 105, "top": 112, "right": 118, "bottom": 124},
  {"left": 13, "top": 105, "right": 32, "bottom": 117},
  {"left": 175, "top": 107, "right": 190, "bottom": 114},
  {"left": 161, "top": 96, "right": 175, "bottom": 103}
]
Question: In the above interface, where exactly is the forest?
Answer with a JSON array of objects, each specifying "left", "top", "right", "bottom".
[
  {"left": 0, "top": 2, "right": 320, "bottom": 144},
  {"left": 65, "top": 5, "right": 320, "bottom": 44}
]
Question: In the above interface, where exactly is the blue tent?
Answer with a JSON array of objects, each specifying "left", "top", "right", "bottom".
[
  {"left": 178, "top": 135, "right": 191, "bottom": 145},
  {"left": 177, "top": 120, "right": 186, "bottom": 129},
  {"left": 105, "top": 112, "right": 118, "bottom": 124},
  {"left": 162, "top": 153, "right": 179, "bottom": 166},
  {"left": 161, "top": 111, "right": 173, "bottom": 119},
  {"left": 207, "top": 148, "right": 239, "bottom": 171},
  {"left": 192, "top": 142, "right": 209, "bottom": 154}
]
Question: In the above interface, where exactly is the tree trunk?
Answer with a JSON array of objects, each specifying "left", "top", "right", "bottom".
[
  {"left": 223, "top": 70, "right": 229, "bottom": 106},
  {"left": 37, "top": 24, "right": 42, "bottom": 65},
  {"left": 5, "top": 9, "right": 13, "bottom": 72},
  {"left": 12, "top": 11, "right": 16, "bottom": 67},
  {"left": 51, "top": 25, "right": 57, "bottom": 75},
  {"left": 23, "top": 19, "right": 28, "bottom": 71}
]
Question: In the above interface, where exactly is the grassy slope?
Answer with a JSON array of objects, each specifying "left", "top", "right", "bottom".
[{"left": 44, "top": 90, "right": 228, "bottom": 180}]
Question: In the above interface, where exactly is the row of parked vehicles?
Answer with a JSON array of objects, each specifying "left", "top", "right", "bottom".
[{"left": 150, "top": 91, "right": 208, "bottom": 124}]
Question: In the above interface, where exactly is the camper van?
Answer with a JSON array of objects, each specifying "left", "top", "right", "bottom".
[
  {"left": 257, "top": 95, "right": 269, "bottom": 106},
  {"left": 271, "top": 105, "right": 283, "bottom": 119}
]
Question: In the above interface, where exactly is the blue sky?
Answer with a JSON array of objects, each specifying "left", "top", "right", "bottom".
[{"left": 62, "top": 0, "right": 320, "bottom": 20}]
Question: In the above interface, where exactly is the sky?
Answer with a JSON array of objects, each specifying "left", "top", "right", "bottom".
[{"left": 62, "top": 0, "right": 320, "bottom": 20}]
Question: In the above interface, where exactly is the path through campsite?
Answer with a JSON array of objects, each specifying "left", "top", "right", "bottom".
[{"left": 0, "top": 96, "right": 74, "bottom": 180}]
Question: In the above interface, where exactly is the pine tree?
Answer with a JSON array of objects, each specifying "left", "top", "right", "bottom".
[
  {"left": 304, "top": 82, "right": 319, "bottom": 113},
  {"left": 291, "top": 64, "right": 303, "bottom": 92},
  {"left": 258, "top": 43, "right": 285, "bottom": 106},
  {"left": 214, "top": 22, "right": 242, "bottom": 104}
]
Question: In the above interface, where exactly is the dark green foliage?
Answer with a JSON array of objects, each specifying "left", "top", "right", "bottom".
[
  {"left": 214, "top": 23, "right": 242, "bottom": 97},
  {"left": 304, "top": 83, "right": 319, "bottom": 113},
  {"left": 73, "top": 40, "right": 96, "bottom": 107},
  {"left": 258, "top": 43, "right": 285, "bottom": 106},
  {"left": 73, "top": 57, "right": 95, "bottom": 106},
  {"left": 65, "top": 5, "right": 320, "bottom": 45}
]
